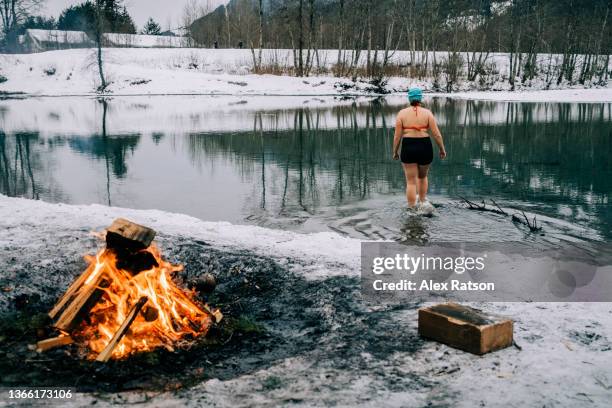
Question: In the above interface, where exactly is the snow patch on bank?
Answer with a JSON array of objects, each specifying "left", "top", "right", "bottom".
[
  {"left": 1, "top": 48, "right": 610, "bottom": 99},
  {"left": 437, "top": 88, "right": 612, "bottom": 102},
  {"left": 0, "top": 195, "right": 361, "bottom": 279}
]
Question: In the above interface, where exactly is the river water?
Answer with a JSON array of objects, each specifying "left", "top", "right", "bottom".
[{"left": 1, "top": 95, "right": 610, "bottom": 245}]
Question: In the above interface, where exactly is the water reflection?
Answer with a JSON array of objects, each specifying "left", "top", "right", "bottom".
[
  {"left": 0, "top": 132, "right": 39, "bottom": 199},
  {"left": 0, "top": 96, "right": 609, "bottom": 243}
]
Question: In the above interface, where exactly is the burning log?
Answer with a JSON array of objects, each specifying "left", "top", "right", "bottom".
[
  {"left": 105, "top": 218, "right": 156, "bottom": 252},
  {"left": 201, "top": 303, "right": 223, "bottom": 323},
  {"left": 106, "top": 218, "right": 159, "bottom": 275},
  {"left": 36, "top": 335, "right": 74, "bottom": 353},
  {"left": 53, "top": 273, "right": 108, "bottom": 332},
  {"left": 96, "top": 297, "right": 148, "bottom": 363},
  {"left": 48, "top": 264, "right": 98, "bottom": 320},
  {"left": 142, "top": 305, "right": 159, "bottom": 322}
]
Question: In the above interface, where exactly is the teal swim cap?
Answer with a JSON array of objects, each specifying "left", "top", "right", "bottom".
[{"left": 408, "top": 87, "right": 423, "bottom": 102}]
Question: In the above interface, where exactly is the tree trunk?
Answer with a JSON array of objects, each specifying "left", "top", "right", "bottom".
[
  {"left": 250, "top": 0, "right": 264, "bottom": 72},
  {"left": 298, "top": 0, "right": 304, "bottom": 76},
  {"left": 95, "top": 0, "right": 107, "bottom": 91},
  {"left": 336, "top": 0, "right": 344, "bottom": 73},
  {"left": 305, "top": 0, "right": 315, "bottom": 75},
  {"left": 224, "top": 5, "right": 231, "bottom": 47}
]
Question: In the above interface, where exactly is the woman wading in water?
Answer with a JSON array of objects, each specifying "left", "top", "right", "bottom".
[{"left": 393, "top": 88, "right": 446, "bottom": 213}]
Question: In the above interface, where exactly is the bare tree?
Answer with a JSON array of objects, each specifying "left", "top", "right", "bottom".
[
  {"left": 223, "top": 4, "right": 231, "bottom": 47},
  {"left": 250, "top": 0, "right": 264, "bottom": 72},
  {"left": 466, "top": 0, "right": 491, "bottom": 82},
  {"left": 380, "top": 0, "right": 402, "bottom": 77},
  {"left": 94, "top": 0, "right": 107, "bottom": 91},
  {"left": 335, "top": 0, "right": 344, "bottom": 70},
  {"left": 297, "top": 0, "right": 304, "bottom": 76},
  {"left": 182, "top": 0, "right": 213, "bottom": 46},
  {"left": 304, "top": 0, "right": 316, "bottom": 75},
  {"left": 596, "top": 4, "right": 609, "bottom": 84}
]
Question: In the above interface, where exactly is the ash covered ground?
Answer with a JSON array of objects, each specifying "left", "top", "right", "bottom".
[{"left": 0, "top": 196, "right": 611, "bottom": 407}]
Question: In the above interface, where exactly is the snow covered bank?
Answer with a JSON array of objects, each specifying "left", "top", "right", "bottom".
[
  {"left": 0, "top": 48, "right": 361, "bottom": 96},
  {"left": 0, "top": 195, "right": 361, "bottom": 279},
  {"left": 1, "top": 48, "right": 610, "bottom": 98},
  {"left": 438, "top": 88, "right": 612, "bottom": 103}
]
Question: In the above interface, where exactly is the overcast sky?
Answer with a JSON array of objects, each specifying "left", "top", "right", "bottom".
[{"left": 42, "top": 0, "right": 227, "bottom": 30}]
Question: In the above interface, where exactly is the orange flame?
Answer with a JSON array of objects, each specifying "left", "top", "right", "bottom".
[{"left": 75, "top": 245, "right": 212, "bottom": 360}]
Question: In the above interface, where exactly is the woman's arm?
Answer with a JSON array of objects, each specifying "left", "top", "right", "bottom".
[
  {"left": 393, "top": 114, "right": 402, "bottom": 160},
  {"left": 429, "top": 113, "right": 447, "bottom": 159}
]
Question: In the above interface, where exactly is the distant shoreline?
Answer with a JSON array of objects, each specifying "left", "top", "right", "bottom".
[
  {"left": 1, "top": 48, "right": 610, "bottom": 102},
  {"left": 1, "top": 89, "right": 610, "bottom": 104}
]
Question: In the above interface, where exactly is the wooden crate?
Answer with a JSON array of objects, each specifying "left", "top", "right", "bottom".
[{"left": 418, "top": 303, "right": 513, "bottom": 355}]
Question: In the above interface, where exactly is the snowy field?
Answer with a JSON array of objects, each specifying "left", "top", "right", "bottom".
[
  {"left": 1, "top": 195, "right": 611, "bottom": 407},
  {"left": 0, "top": 48, "right": 610, "bottom": 99}
]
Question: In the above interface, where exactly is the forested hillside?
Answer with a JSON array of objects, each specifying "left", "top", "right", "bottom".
[{"left": 190, "top": 0, "right": 610, "bottom": 86}]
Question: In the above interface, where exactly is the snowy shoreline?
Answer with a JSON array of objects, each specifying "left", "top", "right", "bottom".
[
  {"left": 435, "top": 88, "right": 612, "bottom": 103},
  {"left": 0, "top": 195, "right": 361, "bottom": 280},
  {"left": 1, "top": 48, "right": 610, "bottom": 101},
  {"left": 2, "top": 88, "right": 612, "bottom": 103}
]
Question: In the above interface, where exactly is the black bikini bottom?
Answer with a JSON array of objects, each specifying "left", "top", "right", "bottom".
[{"left": 400, "top": 137, "right": 433, "bottom": 165}]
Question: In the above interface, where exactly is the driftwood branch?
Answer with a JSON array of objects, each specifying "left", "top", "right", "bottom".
[
  {"left": 460, "top": 196, "right": 542, "bottom": 232},
  {"left": 511, "top": 211, "right": 543, "bottom": 232},
  {"left": 459, "top": 196, "right": 508, "bottom": 215},
  {"left": 490, "top": 199, "right": 507, "bottom": 216}
]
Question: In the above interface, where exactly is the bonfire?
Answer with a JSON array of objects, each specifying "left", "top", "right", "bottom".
[{"left": 36, "top": 219, "right": 222, "bottom": 361}]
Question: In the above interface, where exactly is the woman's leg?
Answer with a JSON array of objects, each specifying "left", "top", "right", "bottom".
[
  {"left": 402, "top": 163, "right": 418, "bottom": 207},
  {"left": 417, "top": 164, "right": 430, "bottom": 203}
]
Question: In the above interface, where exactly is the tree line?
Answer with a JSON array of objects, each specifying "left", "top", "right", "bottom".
[
  {"left": 189, "top": 0, "right": 610, "bottom": 84},
  {"left": 2, "top": 0, "right": 610, "bottom": 87}
]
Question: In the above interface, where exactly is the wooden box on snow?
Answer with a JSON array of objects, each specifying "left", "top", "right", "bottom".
[{"left": 418, "top": 303, "right": 513, "bottom": 355}]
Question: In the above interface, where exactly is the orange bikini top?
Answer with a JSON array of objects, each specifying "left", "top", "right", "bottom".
[{"left": 402, "top": 106, "right": 429, "bottom": 132}]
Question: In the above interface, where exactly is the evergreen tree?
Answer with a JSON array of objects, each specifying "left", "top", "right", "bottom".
[
  {"left": 21, "top": 16, "right": 57, "bottom": 31},
  {"left": 142, "top": 17, "right": 162, "bottom": 35},
  {"left": 57, "top": 0, "right": 136, "bottom": 34},
  {"left": 57, "top": 1, "right": 97, "bottom": 34},
  {"left": 114, "top": 6, "right": 136, "bottom": 34}
]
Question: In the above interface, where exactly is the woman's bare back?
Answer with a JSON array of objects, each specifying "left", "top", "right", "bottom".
[{"left": 398, "top": 106, "right": 432, "bottom": 137}]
